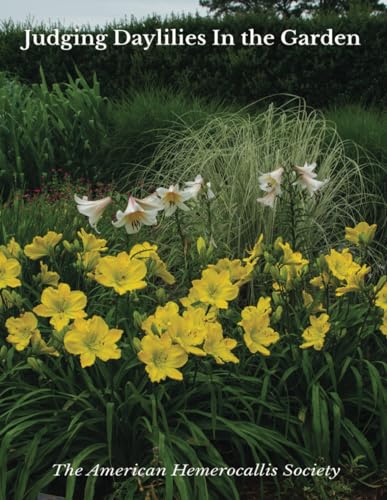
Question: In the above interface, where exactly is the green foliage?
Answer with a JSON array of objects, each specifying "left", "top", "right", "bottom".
[
  {"left": 0, "top": 13, "right": 387, "bottom": 107},
  {"left": 0, "top": 73, "right": 227, "bottom": 194}
]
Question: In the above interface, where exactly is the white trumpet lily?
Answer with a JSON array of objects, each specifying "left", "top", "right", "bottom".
[
  {"left": 294, "top": 162, "right": 328, "bottom": 196},
  {"left": 256, "top": 167, "right": 284, "bottom": 208},
  {"left": 136, "top": 193, "right": 164, "bottom": 212},
  {"left": 74, "top": 195, "right": 112, "bottom": 232},
  {"left": 156, "top": 184, "right": 194, "bottom": 217},
  {"left": 185, "top": 174, "right": 215, "bottom": 200},
  {"left": 112, "top": 196, "right": 158, "bottom": 234}
]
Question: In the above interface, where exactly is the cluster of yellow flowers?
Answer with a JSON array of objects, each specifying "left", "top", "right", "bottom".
[
  {"left": 0, "top": 230, "right": 175, "bottom": 368},
  {"left": 0, "top": 220, "right": 385, "bottom": 382}
]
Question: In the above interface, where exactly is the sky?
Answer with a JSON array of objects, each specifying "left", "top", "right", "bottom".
[{"left": 1, "top": 1, "right": 207, "bottom": 27}]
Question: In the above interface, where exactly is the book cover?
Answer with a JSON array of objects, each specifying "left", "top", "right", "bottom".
[{"left": 0, "top": 1, "right": 386, "bottom": 499}]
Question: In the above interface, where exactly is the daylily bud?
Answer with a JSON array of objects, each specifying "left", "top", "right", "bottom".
[
  {"left": 375, "top": 276, "right": 387, "bottom": 293},
  {"left": 132, "top": 337, "right": 142, "bottom": 353},
  {"left": 150, "top": 324, "right": 161, "bottom": 336},
  {"left": 133, "top": 311, "right": 146, "bottom": 329},
  {"left": 27, "top": 357, "right": 44, "bottom": 373},
  {"left": 272, "top": 305, "right": 283, "bottom": 322},
  {"left": 274, "top": 237, "right": 284, "bottom": 252},
  {"left": 63, "top": 240, "right": 74, "bottom": 252},
  {"left": 317, "top": 255, "right": 327, "bottom": 271},
  {"left": 280, "top": 266, "right": 288, "bottom": 281},
  {"left": 264, "top": 251, "right": 275, "bottom": 263},
  {"left": 52, "top": 328, "right": 67, "bottom": 343},
  {"left": 155, "top": 288, "right": 168, "bottom": 304},
  {"left": 298, "top": 406, "right": 306, "bottom": 423},
  {"left": 270, "top": 266, "right": 280, "bottom": 281},
  {"left": 0, "top": 346, "right": 7, "bottom": 361},
  {"left": 271, "top": 291, "right": 282, "bottom": 306},
  {"left": 196, "top": 236, "right": 206, "bottom": 256}
]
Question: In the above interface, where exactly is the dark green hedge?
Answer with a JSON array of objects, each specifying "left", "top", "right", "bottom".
[{"left": 0, "top": 13, "right": 386, "bottom": 106}]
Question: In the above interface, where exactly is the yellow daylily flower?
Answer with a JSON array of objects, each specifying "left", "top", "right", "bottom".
[
  {"left": 244, "top": 234, "right": 264, "bottom": 264},
  {"left": 335, "top": 265, "right": 370, "bottom": 296},
  {"left": 34, "top": 283, "right": 87, "bottom": 331},
  {"left": 345, "top": 221, "right": 377, "bottom": 246},
  {"left": 77, "top": 251, "right": 101, "bottom": 273},
  {"left": 128, "top": 243, "right": 175, "bottom": 285},
  {"left": 24, "top": 231, "right": 62, "bottom": 260},
  {"left": 141, "top": 302, "right": 180, "bottom": 335},
  {"left": 5, "top": 312, "right": 39, "bottom": 351},
  {"left": 138, "top": 333, "right": 188, "bottom": 382},
  {"left": 278, "top": 242, "right": 309, "bottom": 268},
  {"left": 310, "top": 271, "right": 331, "bottom": 289},
  {"left": 77, "top": 228, "right": 108, "bottom": 253},
  {"left": 191, "top": 269, "right": 239, "bottom": 309},
  {"left": 0, "top": 237, "right": 22, "bottom": 259},
  {"left": 30, "top": 331, "right": 60, "bottom": 357},
  {"left": 166, "top": 314, "right": 206, "bottom": 356},
  {"left": 300, "top": 314, "right": 330, "bottom": 351},
  {"left": 64, "top": 316, "right": 123, "bottom": 368},
  {"left": 380, "top": 312, "right": 387, "bottom": 337},
  {"left": 152, "top": 257, "right": 176, "bottom": 285},
  {"left": 0, "top": 253, "right": 21, "bottom": 289},
  {"left": 238, "top": 297, "right": 280, "bottom": 355},
  {"left": 37, "top": 262, "right": 60, "bottom": 287},
  {"left": 302, "top": 291, "right": 325, "bottom": 313},
  {"left": 375, "top": 282, "right": 387, "bottom": 311},
  {"left": 203, "top": 322, "right": 239, "bottom": 364},
  {"left": 128, "top": 242, "right": 158, "bottom": 260},
  {"left": 325, "top": 248, "right": 358, "bottom": 281},
  {"left": 208, "top": 258, "right": 254, "bottom": 286},
  {"left": 94, "top": 252, "right": 147, "bottom": 295}
]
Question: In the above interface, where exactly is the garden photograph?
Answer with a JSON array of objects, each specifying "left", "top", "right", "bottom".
[{"left": 0, "top": 0, "right": 386, "bottom": 499}]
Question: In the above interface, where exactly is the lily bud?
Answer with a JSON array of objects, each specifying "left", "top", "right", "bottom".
[
  {"left": 27, "top": 357, "right": 44, "bottom": 373},
  {"left": 132, "top": 337, "right": 142, "bottom": 353},
  {"left": 133, "top": 311, "right": 146, "bottom": 329},
  {"left": 272, "top": 305, "right": 283, "bottom": 322},
  {"left": 155, "top": 288, "right": 168, "bottom": 304}
]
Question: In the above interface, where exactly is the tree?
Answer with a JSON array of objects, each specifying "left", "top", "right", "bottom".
[{"left": 199, "top": 0, "right": 386, "bottom": 17}]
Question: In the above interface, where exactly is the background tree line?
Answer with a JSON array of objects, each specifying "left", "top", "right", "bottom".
[{"left": 199, "top": 0, "right": 386, "bottom": 18}]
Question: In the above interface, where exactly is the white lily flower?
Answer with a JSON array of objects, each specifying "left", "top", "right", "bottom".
[
  {"left": 294, "top": 162, "right": 328, "bottom": 196},
  {"left": 74, "top": 195, "right": 112, "bottom": 232},
  {"left": 156, "top": 184, "right": 194, "bottom": 217},
  {"left": 256, "top": 167, "right": 284, "bottom": 208},
  {"left": 136, "top": 193, "right": 164, "bottom": 212},
  {"left": 112, "top": 196, "right": 158, "bottom": 234},
  {"left": 185, "top": 174, "right": 215, "bottom": 200}
]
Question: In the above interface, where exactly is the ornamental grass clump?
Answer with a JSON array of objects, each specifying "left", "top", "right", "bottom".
[{"left": 145, "top": 99, "right": 385, "bottom": 260}]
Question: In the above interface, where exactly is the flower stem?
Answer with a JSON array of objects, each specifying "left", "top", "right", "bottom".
[
  {"left": 175, "top": 211, "right": 192, "bottom": 282},
  {"left": 206, "top": 199, "right": 213, "bottom": 243}
]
